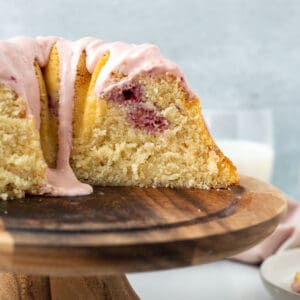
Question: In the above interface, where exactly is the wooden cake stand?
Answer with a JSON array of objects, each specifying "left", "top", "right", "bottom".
[{"left": 0, "top": 176, "right": 287, "bottom": 299}]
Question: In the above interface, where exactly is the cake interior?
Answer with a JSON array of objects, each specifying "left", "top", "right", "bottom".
[
  {"left": 0, "top": 84, "right": 46, "bottom": 200},
  {"left": 71, "top": 54, "right": 236, "bottom": 188}
]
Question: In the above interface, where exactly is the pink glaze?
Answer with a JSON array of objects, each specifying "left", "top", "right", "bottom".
[
  {"left": 84, "top": 42, "right": 196, "bottom": 100},
  {"left": 44, "top": 168, "right": 92, "bottom": 196},
  {"left": 0, "top": 37, "right": 57, "bottom": 128},
  {"left": 292, "top": 281, "right": 300, "bottom": 294},
  {"left": 45, "top": 38, "right": 93, "bottom": 196},
  {"left": 0, "top": 37, "right": 195, "bottom": 197}
]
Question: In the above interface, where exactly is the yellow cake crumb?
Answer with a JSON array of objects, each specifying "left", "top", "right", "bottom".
[{"left": 0, "top": 84, "right": 47, "bottom": 200}]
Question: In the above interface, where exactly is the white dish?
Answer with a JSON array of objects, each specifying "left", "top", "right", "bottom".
[{"left": 260, "top": 248, "right": 300, "bottom": 299}]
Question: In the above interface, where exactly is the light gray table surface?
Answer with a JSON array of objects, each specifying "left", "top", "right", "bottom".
[{"left": 128, "top": 260, "right": 272, "bottom": 300}]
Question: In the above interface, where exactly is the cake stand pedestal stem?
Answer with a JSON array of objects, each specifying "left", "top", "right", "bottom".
[{"left": 0, "top": 273, "right": 140, "bottom": 300}]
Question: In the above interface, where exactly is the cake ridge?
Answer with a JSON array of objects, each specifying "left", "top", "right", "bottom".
[{"left": 43, "top": 38, "right": 93, "bottom": 196}]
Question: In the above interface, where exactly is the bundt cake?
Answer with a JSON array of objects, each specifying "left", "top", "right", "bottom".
[{"left": 0, "top": 36, "right": 238, "bottom": 200}]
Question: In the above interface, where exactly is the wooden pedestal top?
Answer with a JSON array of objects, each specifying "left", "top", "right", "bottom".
[{"left": 0, "top": 176, "right": 287, "bottom": 276}]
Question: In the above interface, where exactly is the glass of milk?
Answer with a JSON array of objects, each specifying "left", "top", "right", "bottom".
[{"left": 203, "top": 109, "right": 274, "bottom": 183}]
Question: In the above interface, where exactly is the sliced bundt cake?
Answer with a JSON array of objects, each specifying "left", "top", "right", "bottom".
[{"left": 0, "top": 37, "right": 238, "bottom": 200}]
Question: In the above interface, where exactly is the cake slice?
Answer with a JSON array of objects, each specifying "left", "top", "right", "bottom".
[
  {"left": 0, "top": 83, "right": 46, "bottom": 200},
  {"left": 0, "top": 38, "right": 49, "bottom": 200},
  {"left": 71, "top": 43, "right": 238, "bottom": 188}
]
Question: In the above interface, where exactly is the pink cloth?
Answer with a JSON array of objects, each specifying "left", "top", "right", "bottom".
[{"left": 232, "top": 200, "right": 300, "bottom": 264}]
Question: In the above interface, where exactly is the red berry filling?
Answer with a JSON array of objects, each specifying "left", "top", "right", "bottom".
[
  {"left": 128, "top": 105, "right": 168, "bottom": 133},
  {"left": 106, "top": 82, "right": 143, "bottom": 104},
  {"left": 105, "top": 81, "right": 168, "bottom": 133}
]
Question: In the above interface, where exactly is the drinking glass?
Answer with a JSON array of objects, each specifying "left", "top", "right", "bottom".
[{"left": 202, "top": 109, "right": 274, "bottom": 183}]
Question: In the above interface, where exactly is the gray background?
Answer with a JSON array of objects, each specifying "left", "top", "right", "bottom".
[{"left": 1, "top": 0, "right": 299, "bottom": 198}]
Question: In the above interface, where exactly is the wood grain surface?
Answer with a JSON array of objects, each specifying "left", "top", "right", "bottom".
[
  {"left": 0, "top": 273, "right": 139, "bottom": 300},
  {"left": 0, "top": 176, "right": 287, "bottom": 276}
]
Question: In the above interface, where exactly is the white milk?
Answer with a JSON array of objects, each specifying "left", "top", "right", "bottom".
[{"left": 216, "top": 139, "right": 274, "bottom": 183}]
